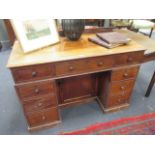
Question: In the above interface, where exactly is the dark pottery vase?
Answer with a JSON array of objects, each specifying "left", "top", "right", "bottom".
[{"left": 62, "top": 19, "right": 85, "bottom": 41}]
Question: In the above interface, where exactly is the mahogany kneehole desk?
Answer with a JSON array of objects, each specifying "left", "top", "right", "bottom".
[{"left": 7, "top": 30, "right": 153, "bottom": 131}]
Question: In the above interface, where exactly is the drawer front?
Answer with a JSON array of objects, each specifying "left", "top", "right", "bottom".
[
  {"left": 109, "top": 79, "right": 135, "bottom": 96},
  {"left": 55, "top": 56, "right": 114, "bottom": 77},
  {"left": 16, "top": 80, "right": 55, "bottom": 100},
  {"left": 107, "top": 91, "right": 131, "bottom": 107},
  {"left": 114, "top": 51, "right": 143, "bottom": 66},
  {"left": 111, "top": 66, "right": 139, "bottom": 81},
  {"left": 23, "top": 94, "right": 58, "bottom": 113},
  {"left": 55, "top": 51, "right": 143, "bottom": 77},
  {"left": 26, "top": 107, "right": 60, "bottom": 127},
  {"left": 11, "top": 64, "right": 55, "bottom": 83}
]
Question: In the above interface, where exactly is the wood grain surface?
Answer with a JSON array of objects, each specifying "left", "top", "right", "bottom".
[{"left": 7, "top": 30, "right": 146, "bottom": 68}]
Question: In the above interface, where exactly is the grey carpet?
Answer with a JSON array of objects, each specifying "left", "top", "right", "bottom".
[{"left": 0, "top": 37, "right": 155, "bottom": 135}]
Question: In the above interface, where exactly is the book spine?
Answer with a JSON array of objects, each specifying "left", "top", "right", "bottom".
[
  {"left": 88, "top": 38, "right": 111, "bottom": 49},
  {"left": 96, "top": 34, "right": 111, "bottom": 44}
]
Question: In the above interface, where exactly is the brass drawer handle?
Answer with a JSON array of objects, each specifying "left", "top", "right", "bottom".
[
  {"left": 123, "top": 73, "right": 128, "bottom": 77},
  {"left": 69, "top": 66, "right": 74, "bottom": 71},
  {"left": 32, "top": 71, "right": 37, "bottom": 77},
  {"left": 97, "top": 62, "right": 103, "bottom": 66},
  {"left": 117, "top": 98, "right": 122, "bottom": 103},
  {"left": 42, "top": 116, "right": 46, "bottom": 120},
  {"left": 38, "top": 102, "right": 43, "bottom": 107},
  {"left": 34, "top": 88, "right": 40, "bottom": 94},
  {"left": 127, "top": 56, "right": 133, "bottom": 62},
  {"left": 120, "top": 86, "right": 125, "bottom": 90}
]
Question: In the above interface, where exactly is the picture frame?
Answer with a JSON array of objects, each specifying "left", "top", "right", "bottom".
[{"left": 10, "top": 19, "right": 60, "bottom": 53}]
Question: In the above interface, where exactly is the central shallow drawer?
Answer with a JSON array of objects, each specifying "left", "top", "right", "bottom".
[{"left": 55, "top": 56, "right": 114, "bottom": 77}]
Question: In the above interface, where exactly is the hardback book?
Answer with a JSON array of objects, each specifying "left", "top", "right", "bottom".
[
  {"left": 88, "top": 36, "right": 124, "bottom": 49},
  {"left": 96, "top": 32, "right": 131, "bottom": 44}
]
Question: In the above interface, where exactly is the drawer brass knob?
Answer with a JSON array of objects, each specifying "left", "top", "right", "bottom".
[
  {"left": 123, "top": 73, "right": 128, "bottom": 77},
  {"left": 120, "top": 86, "right": 125, "bottom": 90},
  {"left": 117, "top": 99, "right": 122, "bottom": 103},
  {"left": 38, "top": 103, "right": 43, "bottom": 107},
  {"left": 34, "top": 88, "right": 40, "bottom": 94},
  {"left": 32, "top": 71, "right": 37, "bottom": 77},
  {"left": 69, "top": 66, "right": 74, "bottom": 71},
  {"left": 127, "top": 57, "right": 133, "bottom": 62},
  {"left": 42, "top": 116, "right": 46, "bottom": 120},
  {"left": 98, "top": 62, "right": 103, "bottom": 66}
]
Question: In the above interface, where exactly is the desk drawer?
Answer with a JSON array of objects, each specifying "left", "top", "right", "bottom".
[
  {"left": 107, "top": 91, "right": 131, "bottom": 107},
  {"left": 111, "top": 66, "right": 139, "bottom": 81},
  {"left": 11, "top": 64, "right": 55, "bottom": 83},
  {"left": 55, "top": 56, "right": 114, "bottom": 76},
  {"left": 23, "top": 94, "right": 58, "bottom": 113},
  {"left": 109, "top": 79, "right": 135, "bottom": 96},
  {"left": 114, "top": 51, "right": 143, "bottom": 66},
  {"left": 16, "top": 80, "right": 55, "bottom": 100},
  {"left": 26, "top": 107, "right": 60, "bottom": 127}
]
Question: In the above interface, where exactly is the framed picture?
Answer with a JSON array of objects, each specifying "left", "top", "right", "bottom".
[{"left": 11, "top": 19, "right": 60, "bottom": 53}]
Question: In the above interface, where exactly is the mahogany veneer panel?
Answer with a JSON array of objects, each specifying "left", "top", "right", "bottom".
[{"left": 58, "top": 74, "right": 98, "bottom": 104}]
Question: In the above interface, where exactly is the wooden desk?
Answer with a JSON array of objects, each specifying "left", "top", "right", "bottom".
[{"left": 7, "top": 30, "right": 155, "bottom": 131}]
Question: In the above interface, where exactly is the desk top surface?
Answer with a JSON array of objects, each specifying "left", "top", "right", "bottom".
[{"left": 7, "top": 29, "right": 152, "bottom": 68}]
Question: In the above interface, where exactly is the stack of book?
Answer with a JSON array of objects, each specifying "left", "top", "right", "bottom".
[{"left": 88, "top": 32, "right": 131, "bottom": 49}]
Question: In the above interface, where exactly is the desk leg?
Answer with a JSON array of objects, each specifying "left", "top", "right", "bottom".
[{"left": 145, "top": 71, "right": 155, "bottom": 97}]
